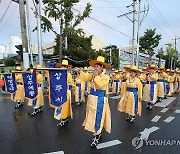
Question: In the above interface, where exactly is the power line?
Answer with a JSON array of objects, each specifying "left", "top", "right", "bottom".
[
  {"left": 72, "top": 8, "right": 132, "bottom": 39},
  {"left": 149, "top": 3, "right": 174, "bottom": 37},
  {"left": 0, "top": 0, "right": 12, "bottom": 24},
  {"left": 150, "top": 0, "right": 175, "bottom": 34}
]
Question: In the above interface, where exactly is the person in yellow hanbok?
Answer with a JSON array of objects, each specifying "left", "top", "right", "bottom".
[
  {"left": 173, "top": 71, "right": 178, "bottom": 93},
  {"left": 157, "top": 66, "right": 168, "bottom": 102},
  {"left": 54, "top": 60, "right": 73, "bottom": 126},
  {"left": 145, "top": 64, "right": 158, "bottom": 110},
  {"left": 118, "top": 66, "right": 142, "bottom": 123},
  {"left": 28, "top": 65, "right": 44, "bottom": 116},
  {"left": 82, "top": 67, "right": 90, "bottom": 97},
  {"left": 73, "top": 56, "right": 111, "bottom": 148},
  {"left": 14, "top": 66, "right": 25, "bottom": 109},
  {"left": 112, "top": 70, "right": 121, "bottom": 96},
  {"left": 120, "top": 65, "right": 130, "bottom": 97}
]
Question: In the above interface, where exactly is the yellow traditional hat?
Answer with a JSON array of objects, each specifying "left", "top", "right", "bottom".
[
  {"left": 159, "top": 66, "right": 165, "bottom": 70},
  {"left": 130, "top": 65, "right": 141, "bottom": 73},
  {"left": 112, "top": 68, "right": 115, "bottom": 71},
  {"left": 139, "top": 69, "right": 143, "bottom": 73},
  {"left": 171, "top": 70, "right": 175, "bottom": 73},
  {"left": 147, "top": 64, "right": 157, "bottom": 70},
  {"left": 36, "top": 64, "right": 42, "bottom": 68},
  {"left": 89, "top": 56, "right": 110, "bottom": 69},
  {"left": 16, "top": 66, "right": 21, "bottom": 71},
  {"left": 118, "top": 69, "right": 123, "bottom": 72},
  {"left": 83, "top": 67, "right": 88, "bottom": 71},
  {"left": 56, "top": 59, "right": 72, "bottom": 68},
  {"left": 123, "top": 64, "right": 131, "bottom": 70},
  {"left": 142, "top": 67, "right": 147, "bottom": 71},
  {"left": 166, "top": 69, "right": 170, "bottom": 72},
  {"left": 114, "top": 70, "right": 118, "bottom": 73}
]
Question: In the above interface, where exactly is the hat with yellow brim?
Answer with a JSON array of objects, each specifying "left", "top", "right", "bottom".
[
  {"left": 89, "top": 56, "right": 110, "bottom": 69},
  {"left": 130, "top": 65, "right": 141, "bottom": 73},
  {"left": 166, "top": 69, "right": 170, "bottom": 72},
  {"left": 123, "top": 64, "right": 131, "bottom": 70},
  {"left": 16, "top": 66, "right": 21, "bottom": 71},
  {"left": 142, "top": 67, "right": 147, "bottom": 71},
  {"left": 118, "top": 69, "right": 123, "bottom": 72},
  {"left": 147, "top": 64, "right": 158, "bottom": 70},
  {"left": 114, "top": 70, "right": 118, "bottom": 73},
  {"left": 56, "top": 60, "right": 72, "bottom": 68},
  {"left": 159, "top": 66, "right": 165, "bottom": 70},
  {"left": 171, "top": 70, "right": 175, "bottom": 73},
  {"left": 83, "top": 67, "right": 88, "bottom": 71}
]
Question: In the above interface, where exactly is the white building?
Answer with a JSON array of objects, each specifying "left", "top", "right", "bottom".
[{"left": 6, "top": 36, "right": 22, "bottom": 54}]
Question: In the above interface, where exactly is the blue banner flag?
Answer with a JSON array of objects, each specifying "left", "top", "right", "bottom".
[
  {"left": 49, "top": 70, "right": 67, "bottom": 108},
  {"left": 22, "top": 72, "right": 38, "bottom": 99},
  {"left": 4, "top": 74, "right": 17, "bottom": 93}
]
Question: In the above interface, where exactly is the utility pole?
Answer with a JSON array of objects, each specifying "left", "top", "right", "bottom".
[
  {"left": 25, "top": 0, "right": 33, "bottom": 65},
  {"left": 136, "top": 0, "right": 141, "bottom": 67},
  {"left": 131, "top": 0, "right": 136, "bottom": 66},
  {"left": 59, "top": 4, "right": 63, "bottom": 63},
  {"left": 110, "top": 46, "right": 112, "bottom": 66},
  {"left": 172, "top": 35, "right": 180, "bottom": 70},
  {"left": 36, "top": 0, "right": 43, "bottom": 66}
]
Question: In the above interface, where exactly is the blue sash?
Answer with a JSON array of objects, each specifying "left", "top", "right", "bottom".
[
  {"left": 67, "top": 84, "right": 72, "bottom": 90},
  {"left": 114, "top": 80, "right": 119, "bottom": 93},
  {"left": 127, "top": 88, "right": 138, "bottom": 114},
  {"left": 85, "top": 82, "right": 88, "bottom": 91},
  {"left": 76, "top": 84, "right": 81, "bottom": 101},
  {"left": 166, "top": 81, "right": 170, "bottom": 95},
  {"left": 90, "top": 88, "right": 106, "bottom": 132},
  {"left": 147, "top": 81, "right": 156, "bottom": 101},
  {"left": 122, "top": 79, "right": 126, "bottom": 82}
]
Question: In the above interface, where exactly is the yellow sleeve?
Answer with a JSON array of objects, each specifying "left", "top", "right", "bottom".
[
  {"left": 67, "top": 73, "right": 73, "bottom": 84},
  {"left": 137, "top": 79, "right": 142, "bottom": 99},
  {"left": 162, "top": 72, "right": 168, "bottom": 78},
  {"left": 79, "top": 71, "right": 93, "bottom": 82},
  {"left": 93, "top": 75, "right": 109, "bottom": 89},
  {"left": 151, "top": 73, "right": 158, "bottom": 80},
  {"left": 81, "top": 81, "right": 85, "bottom": 91},
  {"left": 37, "top": 74, "right": 43, "bottom": 83}
]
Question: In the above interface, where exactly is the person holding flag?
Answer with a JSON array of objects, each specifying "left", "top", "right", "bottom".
[
  {"left": 28, "top": 65, "right": 44, "bottom": 116},
  {"left": 73, "top": 56, "right": 111, "bottom": 148},
  {"left": 14, "top": 66, "right": 25, "bottom": 109},
  {"left": 55, "top": 60, "right": 73, "bottom": 126}
]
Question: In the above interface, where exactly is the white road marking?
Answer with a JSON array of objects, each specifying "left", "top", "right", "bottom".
[
  {"left": 140, "top": 126, "right": 160, "bottom": 140},
  {"left": 45, "top": 151, "right": 64, "bottom": 154},
  {"left": 164, "top": 116, "right": 175, "bottom": 123},
  {"left": 160, "top": 108, "right": 169, "bottom": 113},
  {"left": 151, "top": 116, "right": 161, "bottom": 122},
  {"left": 175, "top": 110, "right": 180, "bottom": 113},
  {"left": 110, "top": 95, "right": 121, "bottom": 99},
  {"left": 154, "top": 97, "right": 176, "bottom": 108},
  {"left": 108, "top": 92, "right": 113, "bottom": 95},
  {"left": 96, "top": 140, "right": 122, "bottom": 149}
]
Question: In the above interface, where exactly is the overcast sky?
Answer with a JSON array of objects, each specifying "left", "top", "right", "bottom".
[{"left": 0, "top": 0, "right": 180, "bottom": 53}]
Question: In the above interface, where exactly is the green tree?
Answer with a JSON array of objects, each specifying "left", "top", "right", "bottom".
[
  {"left": 54, "top": 32, "right": 96, "bottom": 67},
  {"left": 36, "top": 0, "right": 92, "bottom": 62},
  {"left": 164, "top": 43, "right": 176, "bottom": 69},
  {"left": 156, "top": 47, "right": 165, "bottom": 67},
  {"left": 140, "top": 29, "right": 161, "bottom": 64},
  {"left": 103, "top": 45, "right": 119, "bottom": 68},
  {"left": 3, "top": 57, "right": 16, "bottom": 67}
]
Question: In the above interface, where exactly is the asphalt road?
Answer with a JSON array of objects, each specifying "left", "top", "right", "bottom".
[{"left": 0, "top": 90, "right": 180, "bottom": 154}]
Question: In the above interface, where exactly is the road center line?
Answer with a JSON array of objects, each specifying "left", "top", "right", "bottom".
[{"left": 96, "top": 140, "right": 122, "bottom": 149}]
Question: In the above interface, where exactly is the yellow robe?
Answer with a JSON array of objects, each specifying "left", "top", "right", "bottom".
[
  {"left": 14, "top": 73, "right": 25, "bottom": 102},
  {"left": 74, "top": 76, "right": 85, "bottom": 102},
  {"left": 79, "top": 71, "right": 111, "bottom": 134},
  {"left": 157, "top": 72, "right": 168, "bottom": 98},
  {"left": 118, "top": 77, "right": 142, "bottom": 116},
  {"left": 120, "top": 72, "right": 129, "bottom": 97},
  {"left": 174, "top": 74, "right": 178, "bottom": 93},
  {"left": 112, "top": 74, "right": 121, "bottom": 94},
  {"left": 167, "top": 75, "right": 174, "bottom": 96},
  {"left": 146, "top": 72, "right": 158, "bottom": 103}
]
